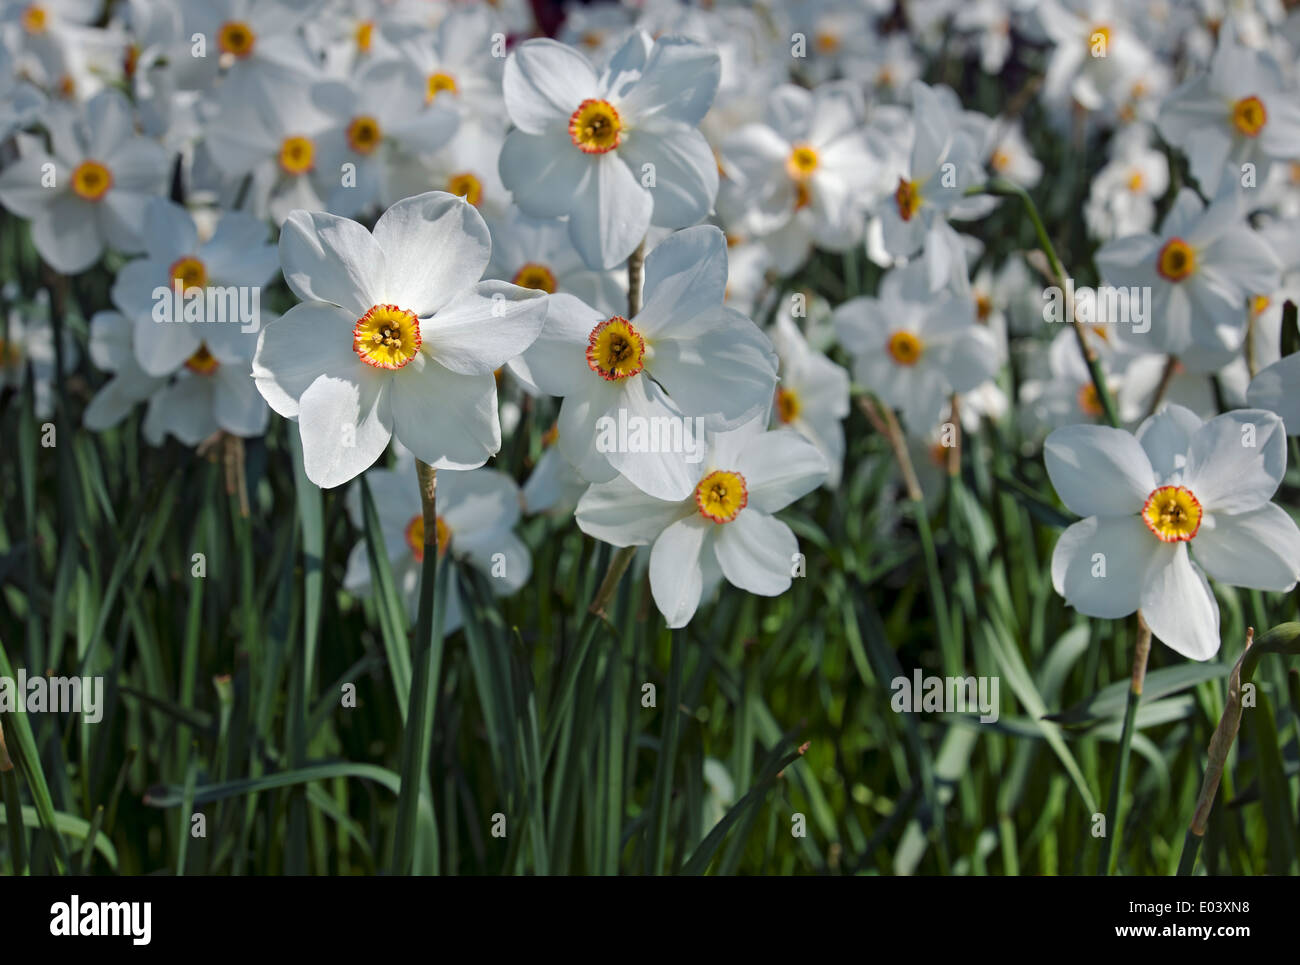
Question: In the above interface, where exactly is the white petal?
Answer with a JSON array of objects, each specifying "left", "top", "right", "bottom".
[
  {"left": 1044, "top": 424, "right": 1155, "bottom": 517},
  {"left": 389, "top": 362, "right": 499, "bottom": 470},
  {"left": 604, "top": 375, "right": 700, "bottom": 501},
  {"left": 420, "top": 281, "right": 546, "bottom": 376},
  {"left": 1181, "top": 409, "right": 1286, "bottom": 513},
  {"left": 650, "top": 515, "right": 710, "bottom": 628},
  {"left": 509, "top": 292, "right": 601, "bottom": 397},
  {"left": 736, "top": 429, "right": 827, "bottom": 513},
  {"left": 567, "top": 153, "right": 652, "bottom": 271},
  {"left": 635, "top": 224, "right": 728, "bottom": 336},
  {"left": 1192, "top": 504, "right": 1300, "bottom": 592},
  {"left": 298, "top": 372, "right": 393, "bottom": 489},
  {"left": 615, "top": 37, "right": 719, "bottom": 126},
  {"left": 649, "top": 306, "right": 777, "bottom": 427},
  {"left": 576, "top": 474, "right": 690, "bottom": 545},
  {"left": 498, "top": 129, "right": 589, "bottom": 219},
  {"left": 1136, "top": 403, "right": 1202, "bottom": 480},
  {"left": 372, "top": 191, "right": 490, "bottom": 316},
  {"left": 502, "top": 39, "right": 599, "bottom": 135},
  {"left": 1140, "top": 544, "right": 1222, "bottom": 661},
  {"left": 1050, "top": 516, "right": 1157, "bottom": 619},
  {"left": 1246, "top": 352, "right": 1300, "bottom": 435},
  {"left": 279, "top": 209, "right": 384, "bottom": 317},
  {"left": 712, "top": 510, "right": 796, "bottom": 596},
  {"left": 252, "top": 302, "right": 358, "bottom": 419},
  {"left": 619, "top": 120, "right": 718, "bottom": 229}
]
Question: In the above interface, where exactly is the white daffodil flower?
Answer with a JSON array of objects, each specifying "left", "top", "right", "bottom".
[
  {"left": 718, "top": 82, "right": 879, "bottom": 260},
  {"left": 876, "top": 82, "right": 985, "bottom": 294},
  {"left": 575, "top": 418, "right": 827, "bottom": 628},
  {"left": 1084, "top": 125, "right": 1170, "bottom": 240},
  {"left": 253, "top": 191, "right": 548, "bottom": 488},
  {"left": 384, "top": 5, "right": 506, "bottom": 129},
  {"left": 111, "top": 198, "right": 277, "bottom": 376},
  {"left": 0, "top": 89, "right": 169, "bottom": 273},
  {"left": 769, "top": 313, "right": 850, "bottom": 488},
  {"left": 83, "top": 309, "right": 167, "bottom": 433},
  {"left": 142, "top": 330, "right": 269, "bottom": 444},
  {"left": 1045, "top": 405, "right": 1300, "bottom": 660},
  {"left": 498, "top": 31, "right": 721, "bottom": 270},
  {"left": 1, "top": 290, "right": 78, "bottom": 419},
  {"left": 487, "top": 206, "right": 625, "bottom": 318},
  {"left": 311, "top": 59, "right": 460, "bottom": 217},
  {"left": 343, "top": 456, "right": 530, "bottom": 631},
  {"left": 832, "top": 263, "right": 1000, "bottom": 432},
  {"left": 1157, "top": 28, "right": 1300, "bottom": 196},
  {"left": 1096, "top": 187, "right": 1280, "bottom": 357},
  {"left": 508, "top": 225, "right": 778, "bottom": 500}
]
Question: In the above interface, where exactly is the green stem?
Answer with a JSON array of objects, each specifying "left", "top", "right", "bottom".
[
  {"left": 391, "top": 460, "right": 450, "bottom": 874},
  {"left": 1098, "top": 611, "right": 1151, "bottom": 874}
]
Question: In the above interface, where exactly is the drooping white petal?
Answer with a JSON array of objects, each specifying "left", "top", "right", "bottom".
[
  {"left": 576, "top": 475, "right": 692, "bottom": 546},
  {"left": 1136, "top": 403, "right": 1202, "bottom": 480},
  {"left": 736, "top": 429, "right": 828, "bottom": 513},
  {"left": 1140, "top": 543, "right": 1221, "bottom": 661},
  {"left": 650, "top": 515, "right": 711, "bottom": 628},
  {"left": 297, "top": 371, "right": 394, "bottom": 489},
  {"left": 567, "top": 152, "right": 653, "bottom": 271},
  {"left": 712, "top": 510, "right": 797, "bottom": 596},
  {"left": 388, "top": 361, "right": 499, "bottom": 470}
]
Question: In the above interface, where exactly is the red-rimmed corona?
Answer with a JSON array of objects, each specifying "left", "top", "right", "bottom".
[
  {"left": 586, "top": 315, "right": 645, "bottom": 381},
  {"left": 694, "top": 470, "right": 748, "bottom": 524},
  {"left": 354, "top": 304, "right": 422, "bottom": 370},
  {"left": 1141, "top": 485, "right": 1203, "bottom": 543}
]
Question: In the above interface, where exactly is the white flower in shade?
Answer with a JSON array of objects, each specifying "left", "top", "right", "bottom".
[
  {"left": 343, "top": 456, "right": 531, "bottom": 632},
  {"left": 390, "top": 119, "right": 509, "bottom": 222},
  {"left": 311, "top": 59, "right": 460, "bottom": 217},
  {"left": 718, "top": 82, "right": 879, "bottom": 258},
  {"left": 575, "top": 418, "right": 827, "bottom": 628},
  {"left": 983, "top": 120, "right": 1042, "bottom": 188},
  {"left": 1084, "top": 125, "right": 1170, "bottom": 240},
  {"left": 769, "top": 313, "right": 850, "bottom": 488},
  {"left": 1037, "top": 0, "right": 1152, "bottom": 113},
  {"left": 83, "top": 309, "right": 167, "bottom": 432},
  {"left": 143, "top": 332, "right": 268, "bottom": 444},
  {"left": 111, "top": 198, "right": 277, "bottom": 376},
  {"left": 384, "top": 6, "right": 505, "bottom": 128},
  {"left": 0, "top": 89, "right": 169, "bottom": 273},
  {"left": 183, "top": 0, "right": 319, "bottom": 105},
  {"left": 1, "top": 291, "right": 78, "bottom": 419},
  {"left": 203, "top": 64, "right": 334, "bottom": 225},
  {"left": 508, "top": 225, "right": 778, "bottom": 500},
  {"left": 487, "top": 206, "right": 625, "bottom": 317},
  {"left": 0, "top": 45, "right": 44, "bottom": 141},
  {"left": 1045, "top": 405, "right": 1300, "bottom": 660},
  {"left": 876, "top": 82, "right": 985, "bottom": 293},
  {"left": 1096, "top": 187, "right": 1279, "bottom": 357},
  {"left": 1157, "top": 30, "right": 1300, "bottom": 196},
  {"left": 522, "top": 427, "right": 588, "bottom": 516},
  {"left": 832, "top": 264, "right": 1000, "bottom": 432},
  {"left": 253, "top": 191, "right": 548, "bottom": 488},
  {"left": 1248, "top": 351, "right": 1300, "bottom": 435},
  {"left": 1020, "top": 327, "right": 1136, "bottom": 435},
  {"left": 498, "top": 32, "right": 721, "bottom": 269}
]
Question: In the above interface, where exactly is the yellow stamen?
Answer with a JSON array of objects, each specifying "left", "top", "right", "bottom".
[
  {"left": 346, "top": 115, "right": 383, "bottom": 155},
  {"left": 586, "top": 316, "right": 645, "bottom": 381},
  {"left": 787, "top": 144, "right": 819, "bottom": 180},
  {"left": 1076, "top": 383, "right": 1105, "bottom": 417},
  {"left": 1127, "top": 169, "right": 1144, "bottom": 191},
  {"left": 990, "top": 149, "right": 1011, "bottom": 173},
  {"left": 354, "top": 304, "right": 421, "bottom": 370},
  {"left": 279, "top": 136, "right": 315, "bottom": 175},
  {"left": 568, "top": 99, "right": 622, "bottom": 154},
  {"left": 71, "top": 160, "right": 112, "bottom": 202},
  {"left": 775, "top": 386, "right": 801, "bottom": 423},
  {"left": 21, "top": 4, "right": 46, "bottom": 33},
  {"left": 185, "top": 344, "right": 219, "bottom": 375},
  {"left": 886, "top": 330, "right": 923, "bottom": 366},
  {"left": 1156, "top": 237, "right": 1196, "bottom": 282},
  {"left": 1250, "top": 294, "right": 1270, "bottom": 316},
  {"left": 976, "top": 293, "right": 993, "bottom": 321},
  {"left": 445, "top": 171, "right": 483, "bottom": 206},
  {"left": 405, "top": 514, "right": 450, "bottom": 562},
  {"left": 355, "top": 21, "right": 373, "bottom": 53},
  {"left": 169, "top": 255, "right": 208, "bottom": 291},
  {"left": 1231, "top": 95, "right": 1266, "bottom": 137},
  {"left": 512, "top": 262, "right": 557, "bottom": 294},
  {"left": 1142, "top": 485, "right": 1202, "bottom": 542},
  {"left": 218, "top": 21, "right": 256, "bottom": 58},
  {"left": 895, "top": 177, "right": 921, "bottom": 222},
  {"left": 426, "top": 71, "right": 457, "bottom": 103},
  {"left": 695, "top": 470, "right": 748, "bottom": 524}
]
